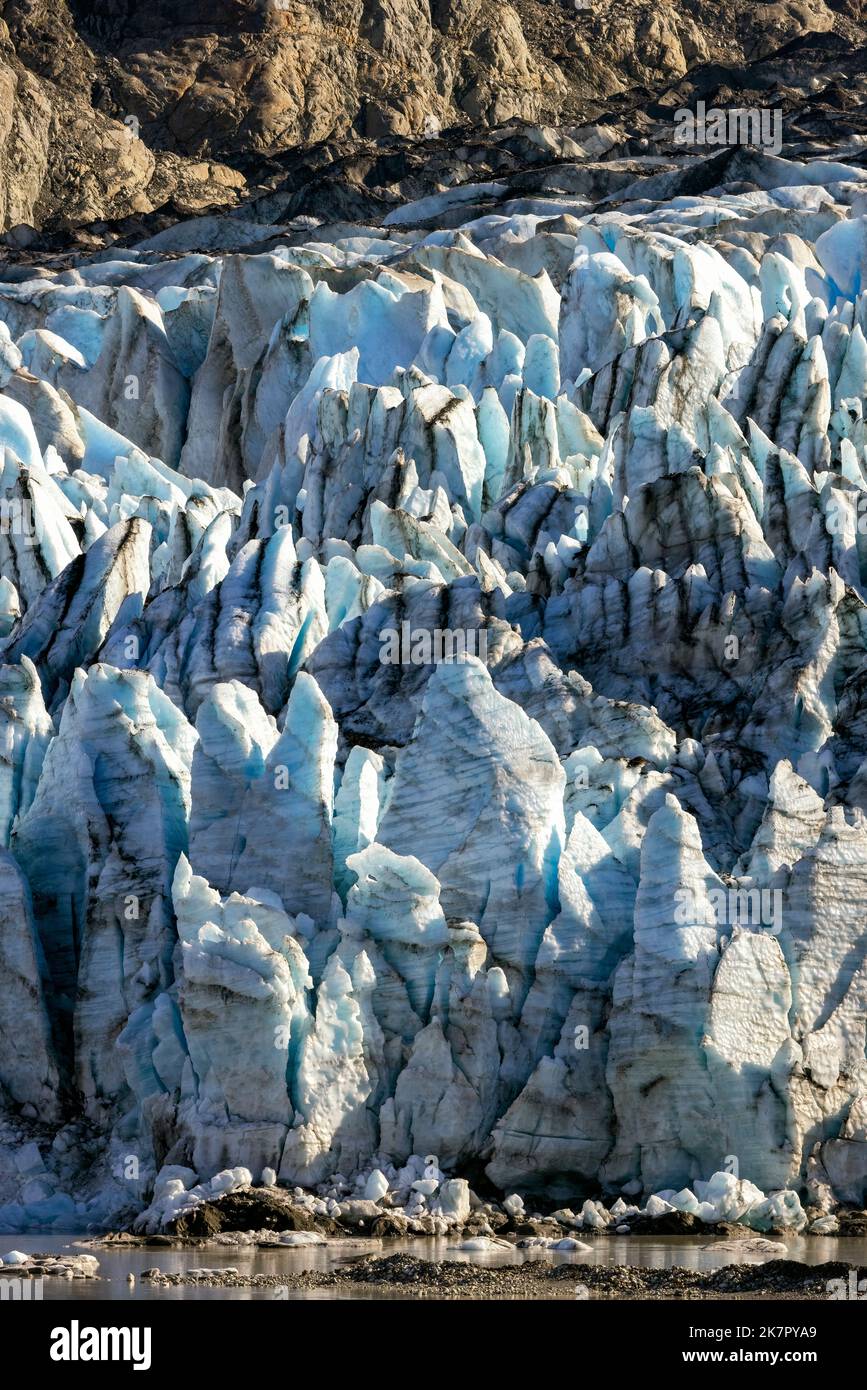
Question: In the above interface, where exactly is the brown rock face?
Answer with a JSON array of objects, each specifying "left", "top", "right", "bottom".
[
  {"left": 0, "top": 0, "right": 859, "bottom": 233},
  {"left": 164, "top": 1186, "right": 343, "bottom": 1234}
]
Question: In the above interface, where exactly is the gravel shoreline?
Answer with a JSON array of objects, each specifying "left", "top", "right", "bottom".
[{"left": 136, "top": 1252, "right": 866, "bottom": 1300}]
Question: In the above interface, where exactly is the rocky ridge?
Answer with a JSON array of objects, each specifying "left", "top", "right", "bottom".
[{"left": 1, "top": 1, "right": 866, "bottom": 238}]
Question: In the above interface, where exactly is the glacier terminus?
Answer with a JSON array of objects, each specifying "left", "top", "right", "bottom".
[{"left": 2, "top": 130, "right": 867, "bottom": 1245}]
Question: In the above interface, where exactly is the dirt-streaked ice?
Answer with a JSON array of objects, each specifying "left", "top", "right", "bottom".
[{"left": 2, "top": 151, "right": 867, "bottom": 1230}]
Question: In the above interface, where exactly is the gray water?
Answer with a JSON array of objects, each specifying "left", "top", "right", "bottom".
[{"left": 3, "top": 1232, "right": 865, "bottom": 1300}]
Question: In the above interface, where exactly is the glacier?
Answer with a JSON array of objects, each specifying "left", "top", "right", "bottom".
[{"left": 3, "top": 141, "right": 867, "bottom": 1231}]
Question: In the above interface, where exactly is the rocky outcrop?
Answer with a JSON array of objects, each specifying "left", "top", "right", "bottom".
[{"left": 0, "top": 0, "right": 862, "bottom": 237}]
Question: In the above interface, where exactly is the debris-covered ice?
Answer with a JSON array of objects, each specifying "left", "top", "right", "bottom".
[{"left": 2, "top": 141, "right": 867, "bottom": 1229}]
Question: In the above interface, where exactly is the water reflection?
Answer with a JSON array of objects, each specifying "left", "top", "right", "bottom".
[{"left": 2, "top": 1231, "right": 861, "bottom": 1301}]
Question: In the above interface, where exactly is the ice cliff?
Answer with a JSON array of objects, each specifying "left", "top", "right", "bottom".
[{"left": 3, "top": 144, "right": 867, "bottom": 1227}]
